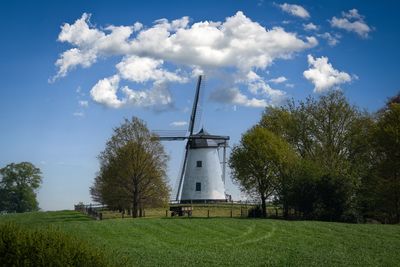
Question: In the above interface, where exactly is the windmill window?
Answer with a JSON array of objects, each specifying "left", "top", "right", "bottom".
[
  {"left": 196, "top": 161, "right": 202, "bottom": 167},
  {"left": 196, "top": 182, "right": 201, "bottom": 191}
]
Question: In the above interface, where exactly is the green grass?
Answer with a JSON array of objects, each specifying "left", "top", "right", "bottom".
[{"left": 1, "top": 210, "right": 399, "bottom": 266}]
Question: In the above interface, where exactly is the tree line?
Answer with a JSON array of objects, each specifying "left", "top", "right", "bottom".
[{"left": 230, "top": 91, "right": 400, "bottom": 223}]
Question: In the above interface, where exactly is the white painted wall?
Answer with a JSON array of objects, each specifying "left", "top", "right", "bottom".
[{"left": 180, "top": 147, "right": 226, "bottom": 201}]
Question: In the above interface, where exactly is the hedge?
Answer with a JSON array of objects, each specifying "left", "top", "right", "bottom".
[{"left": 0, "top": 223, "right": 109, "bottom": 266}]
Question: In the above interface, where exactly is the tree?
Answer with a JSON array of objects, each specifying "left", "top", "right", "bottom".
[
  {"left": 90, "top": 117, "right": 170, "bottom": 218},
  {"left": 260, "top": 91, "right": 373, "bottom": 221},
  {"left": 371, "top": 102, "right": 400, "bottom": 223},
  {"left": 229, "top": 126, "right": 297, "bottom": 218},
  {"left": 285, "top": 159, "right": 322, "bottom": 219},
  {"left": 0, "top": 162, "right": 42, "bottom": 213}
]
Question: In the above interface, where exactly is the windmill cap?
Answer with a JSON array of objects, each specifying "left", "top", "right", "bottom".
[
  {"left": 195, "top": 128, "right": 209, "bottom": 135},
  {"left": 189, "top": 128, "right": 219, "bottom": 148}
]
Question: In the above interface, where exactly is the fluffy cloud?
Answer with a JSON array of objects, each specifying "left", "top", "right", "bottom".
[
  {"left": 170, "top": 121, "right": 188, "bottom": 127},
  {"left": 268, "top": 76, "right": 287, "bottom": 84},
  {"left": 121, "top": 82, "right": 173, "bottom": 109},
  {"left": 303, "top": 22, "right": 318, "bottom": 31},
  {"left": 54, "top": 12, "right": 317, "bottom": 78},
  {"left": 317, "top": 32, "right": 341, "bottom": 46},
  {"left": 90, "top": 75, "right": 124, "bottom": 108},
  {"left": 303, "top": 55, "right": 352, "bottom": 93},
  {"left": 116, "top": 55, "right": 186, "bottom": 83},
  {"left": 232, "top": 71, "right": 286, "bottom": 106},
  {"left": 89, "top": 75, "right": 173, "bottom": 109},
  {"left": 54, "top": 11, "right": 317, "bottom": 109},
  {"left": 330, "top": 9, "right": 372, "bottom": 38},
  {"left": 209, "top": 87, "right": 267, "bottom": 108},
  {"left": 278, "top": 3, "right": 310, "bottom": 19}
]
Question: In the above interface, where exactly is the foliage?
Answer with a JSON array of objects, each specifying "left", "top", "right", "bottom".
[
  {"left": 247, "top": 205, "right": 263, "bottom": 218},
  {"left": 285, "top": 159, "right": 322, "bottom": 218},
  {"left": 2, "top": 210, "right": 400, "bottom": 267},
  {"left": 0, "top": 162, "right": 42, "bottom": 213},
  {"left": 259, "top": 91, "right": 374, "bottom": 222},
  {"left": 90, "top": 117, "right": 170, "bottom": 217},
  {"left": 229, "top": 126, "right": 297, "bottom": 217},
  {"left": 0, "top": 222, "right": 109, "bottom": 266},
  {"left": 364, "top": 103, "right": 400, "bottom": 223}
]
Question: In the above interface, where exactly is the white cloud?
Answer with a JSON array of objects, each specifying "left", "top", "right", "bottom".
[
  {"left": 278, "top": 3, "right": 310, "bottom": 19},
  {"left": 330, "top": 9, "right": 372, "bottom": 38},
  {"left": 268, "top": 76, "right": 287, "bottom": 84},
  {"left": 210, "top": 87, "right": 267, "bottom": 108},
  {"left": 73, "top": 112, "right": 84, "bottom": 117},
  {"left": 52, "top": 48, "right": 97, "bottom": 81},
  {"left": 89, "top": 75, "right": 173, "bottom": 109},
  {"left": 170, "top": 121, "right": 188, "bottom": 127},
  {"left": 285, "top": 83, "right": 294, "bottom": 88},
  {"left": 343, "top": 8, "right": 363, "bottom": 20},
  {"left": 116, "top": 55, "right": 186, "bottom": 83},
  {"left": 54, "top": 11, "right": 318, "bottom": 109},
  {"left": 303, "top": 55, "right": 352, "bottom": 93},
  {"left": 133, "top": 22, "right": 143, "bottom": 32},
  {"left": 317, "top": 32, "right": 341, "bottom": 46},
  {"left": 90, "top": 75, "right": 124, "bottom": 108},
  {"left": 79, "top": 100, "right": 89, "bottom": 108},
  {"left": 303, "top": 22, "right": 318, "bottom": 31},
  {"left": 54, "top": 11, "right": 317, "bottom": 78},
  {"left": 121, "top": 82, "right": 173, "bottom": 109},
  {"left": 231, "top": 70, "right": 286, "bottom": 106}
]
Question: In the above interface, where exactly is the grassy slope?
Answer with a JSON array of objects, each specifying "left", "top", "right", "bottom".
[{"left": 1, "top": 211, "right": 399, "bottom": 266}]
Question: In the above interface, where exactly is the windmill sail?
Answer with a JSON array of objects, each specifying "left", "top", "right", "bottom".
[
  {"left": 152, "top": 130, "right": 187, "bottom": 141},
  {"left": 175, "top": 75, "right": 203, "bottom": 201},
  {"left": 192, "top": 75, "right": 205, "bottom": 134},
  {"left": 188, "top": 75, "right": 203, "bottom": 135},
  {"left": 175, "top": 144, "right": 190, "bottom": 201}
]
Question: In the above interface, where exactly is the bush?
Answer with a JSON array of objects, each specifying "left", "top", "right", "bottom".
[
  {"left": 247, "top": 206, "right": 263, "bottom": 218},
  {"left": 0, "top": 223, "right": 109, "bottom": 266}
]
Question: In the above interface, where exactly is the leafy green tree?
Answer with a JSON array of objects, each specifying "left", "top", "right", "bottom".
[
  {"left": 0, "top": 162, "right": 42, "bottom": 213},
  {"left": 229, "top": 126, "right": 296, "bottom": 218},
  {"left": 285, "top": 159, "right": 322, "bottom": 218},
  {"left": 371, "top": 102, "right": 400, "bottom": 223},
  {"left": 90, "top": 117, "right": 170, "bottom": 218},
  {"left": 260, "top": 91, "right": 373, "bottom": 221}
]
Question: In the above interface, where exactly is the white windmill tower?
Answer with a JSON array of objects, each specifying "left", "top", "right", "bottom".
[{"left": 156, "top": 76, "right": 229, "bottom": 203}]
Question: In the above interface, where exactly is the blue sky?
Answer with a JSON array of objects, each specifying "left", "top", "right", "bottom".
[{"left": 0, "top": 0, "right": 399, "bottom": 210}]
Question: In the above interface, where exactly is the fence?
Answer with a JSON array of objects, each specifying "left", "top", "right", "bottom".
[{"left": 74, "top": 201, "right": 288, "bottom": 220}]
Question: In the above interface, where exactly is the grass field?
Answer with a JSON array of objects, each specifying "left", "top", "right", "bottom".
[{"left": 1, "top": 211, "right": 399, "bottom": 266}]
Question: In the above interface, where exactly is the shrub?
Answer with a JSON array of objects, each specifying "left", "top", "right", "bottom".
[
  {"left": 0, "top": 223, "right": 109, "bottom": 266},
  {"left": 247, "top": 206, "right": 264, "bottom": 218}
]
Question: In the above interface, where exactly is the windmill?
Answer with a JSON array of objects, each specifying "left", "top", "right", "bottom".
[{"left": 156, "top": 75, "right": 229, "bottom": 203}]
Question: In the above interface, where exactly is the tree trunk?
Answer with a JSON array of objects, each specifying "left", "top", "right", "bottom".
[
  {"left": 261, "top": 195, "right": 267, "bottom": 218},
  {"left": 132, "top": 178, "right": 139, "bottom": 218},
  {"left": 283, "top": 201, "right": 289, "bottom": 219},
  {"left": 132, "top": 201, "right": 138, "bottom": 218}
]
